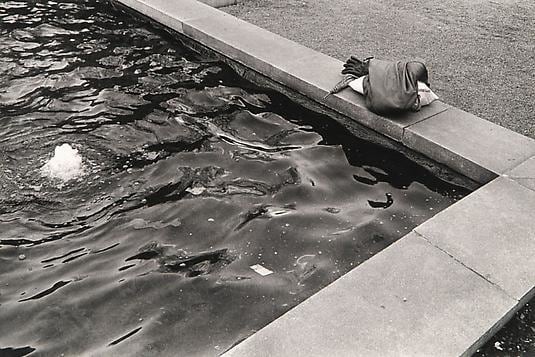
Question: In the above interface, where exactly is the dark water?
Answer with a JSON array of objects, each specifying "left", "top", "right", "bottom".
[
  {"left": 474, "top": 300, "right": 535, "bottom": 356},
  {"left": 0, "top": 1, "right": 473, "bottom": 355}
]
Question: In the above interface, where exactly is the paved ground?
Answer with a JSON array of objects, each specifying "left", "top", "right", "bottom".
[{"left": 224, "top": 0, "right": 535, "bottom": 139}]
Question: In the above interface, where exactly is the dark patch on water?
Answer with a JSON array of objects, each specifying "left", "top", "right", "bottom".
[
  {"left": 367, "top": 192, "right": 394, "bottom": 209},
  {"left": 18, "top": 281, "right": 71, "bottom": 302},
  {"left": 0, "top": 346, "right": 36, "bottom": 357},
  {"left": 91, "top": 242, "right": 119, "bottom": 254},
  {"left": 126, "top": 250, "right": 160, "bottom": 262},
  {"left": 118, "top": 264, "right": 135, "bottom": 272},
  {"left": 41, "top": 247, "right": 85, "bottom": 263},
  {"left": 474, "top": 300, "right": 535, "bottom": 356},
  {"left": 126, "top": 241, "right": 235, "bottom": 277},
  {"left": 61, "top": 251, "right": 88, "bottom": 263},
  {"left": 236, "top": 203, "right": 296, "bottom": 230},
  {"left": 0, "top": 0, "right": 477, "bottom": 355},
  {"left": 108, "top": 326, "right": 143, "bottom": 346}
]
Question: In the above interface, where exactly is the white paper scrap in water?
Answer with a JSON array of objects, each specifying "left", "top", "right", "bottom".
[
  {"left": 250, "top": 264, "right": 273, "bottom": 276},
  {"left": 186, "top": 186, "right": 206, "bottom": 195}
]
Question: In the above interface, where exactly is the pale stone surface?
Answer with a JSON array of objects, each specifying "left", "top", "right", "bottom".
[
  {"left": 403, "top": 107, "right": 535, "bottom": 183},
  {"left": 505, "top": 155, "right": 535, "bottom": 192},
  {"left": 224, "top": 233, "right": 516, "bottom": 357},
  {"left": 183, "top": 15, "right": 324, "bottom": 74},
  {"left": 198, "top": 0, "right": 237, "bottom": 8},
  {"left": 117, "top": 0, "right": 218, "bottom": 33},
  {"left": 415, "top": 177, "right": 535, "bottom": 300}
]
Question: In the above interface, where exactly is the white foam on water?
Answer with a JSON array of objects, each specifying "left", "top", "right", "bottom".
[{"left": 41, "top": 143, "right": 84, "bottom": 182}]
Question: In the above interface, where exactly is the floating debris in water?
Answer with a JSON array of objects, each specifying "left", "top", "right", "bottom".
[
  {"left": 29, "top": 185, "right": 42, "bottom": 192},
  {"left": 186, "top": 185, "right": 206, "bottom": 196},
  {"left": 250, "top": 264, "right": 273, "bottom": 276},
  {"left": 329, "top": 227, "right": 355, "bottom": 236},
  {"left": 41, "top": 143, "right": 84, "bottom": 182}
]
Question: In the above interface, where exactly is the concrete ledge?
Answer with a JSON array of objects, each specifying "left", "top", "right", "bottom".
[
  {"left": 415, "top": 177, "right": 535, "bottom": 301},
  {"left": 224, "top": 233, "right": 517, "bottom": 357},
  {"left": 505, "top": 155, "right": 535, "bottom": 192},
  {"left": 198, "top": 0, "right": 237, "bottom": 8},
  {"left": 403, "top": 107, "right": 535, "bottom": 183},
  {"left": 116, "top": 0, "right": 221, "bottom": 34}
]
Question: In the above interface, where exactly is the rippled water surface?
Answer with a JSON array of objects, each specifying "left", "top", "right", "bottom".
[{"left": 0, "top": 1, "right": 471, "bottom": 355}]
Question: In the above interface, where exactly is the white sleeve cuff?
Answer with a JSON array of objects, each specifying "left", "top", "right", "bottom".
[{"left": 348, "top": 76, "right": 366, "bottom": 95}]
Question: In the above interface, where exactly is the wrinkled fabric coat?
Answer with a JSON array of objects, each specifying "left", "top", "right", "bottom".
[{"left": 362, "top": 59, "right": 429, "bottom": 115}]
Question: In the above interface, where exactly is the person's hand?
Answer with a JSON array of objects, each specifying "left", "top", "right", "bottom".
[{"left": 341, "top": 56, "right": 373, "bottom": 77}]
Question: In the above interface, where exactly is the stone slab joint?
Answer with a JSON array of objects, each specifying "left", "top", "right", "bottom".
[
  {"left": 412, "top": 229, "right": 517, "bottom": 302},
  {"left": 503, "top": 155, "right": 535, "bottom": 192},
  {"left": 414, "top": 176, "right": 535, "bottom": 301}
]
